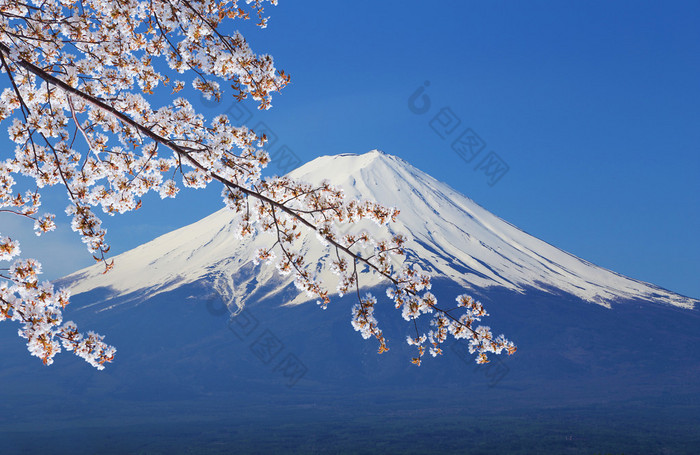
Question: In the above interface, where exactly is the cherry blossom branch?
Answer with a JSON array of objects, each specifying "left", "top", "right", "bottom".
[{"left": 0, "top": 0, "right": 515, "bottom": 366}]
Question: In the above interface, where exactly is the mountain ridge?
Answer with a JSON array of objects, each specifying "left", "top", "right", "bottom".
[{"left": 60, "top": 150, "right": 698, "bottom": 311}]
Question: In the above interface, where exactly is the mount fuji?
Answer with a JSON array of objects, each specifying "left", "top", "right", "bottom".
[
  {"left": 60, "top": 150, "right": 696, "bottom": 311},
  {"left": 2, "top": 151, "right": 699, "bottom": 453}
]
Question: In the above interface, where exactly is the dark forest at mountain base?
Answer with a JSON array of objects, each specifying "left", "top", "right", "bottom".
[
  {"left": 3, "top": 402, "right": 699, "bottom": 455},
  {"left": 2, "top": 280, "right": 699, "bottom": 454}
]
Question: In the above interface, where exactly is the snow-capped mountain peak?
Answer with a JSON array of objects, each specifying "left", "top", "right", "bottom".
[{"left": 61, "top": 151, "right": 697, "bottom": 311}]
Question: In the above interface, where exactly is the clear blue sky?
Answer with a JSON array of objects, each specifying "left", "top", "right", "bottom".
[{"left": 6, "top": 1, "right": 699, "bottom": 298}]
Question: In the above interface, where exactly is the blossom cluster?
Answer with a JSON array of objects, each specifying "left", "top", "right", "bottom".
[
  {"left": 233, "top": 175, "right": 515, "bottom": 364},
  {"left": 0, "top": 235, "right": 115, "bottom": 368}
]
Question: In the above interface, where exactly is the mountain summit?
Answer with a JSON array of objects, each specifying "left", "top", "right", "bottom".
[{"left": 62, "top": 150, "right": 696, "bottom": 310}]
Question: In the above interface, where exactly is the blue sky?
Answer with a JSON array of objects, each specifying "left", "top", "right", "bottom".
[{"left": 5, "top": 1, "right": 699, "bottom": 298}]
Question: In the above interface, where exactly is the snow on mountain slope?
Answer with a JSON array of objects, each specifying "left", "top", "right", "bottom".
[{"left": 61, "top": 150, "right": 697, "bottom": 310}]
